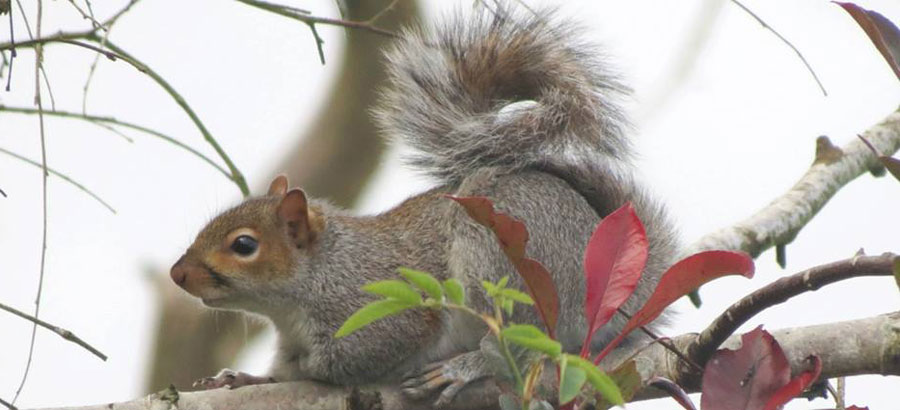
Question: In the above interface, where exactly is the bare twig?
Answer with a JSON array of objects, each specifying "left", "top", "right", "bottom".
[
  {"left": 730, "top": 0, "right": 827, "bottom": 96},
  {"left": 0, "top": 28, "right": 249, "bottom": 195},
  {"left": 364, "top": 0, "right": 400, "bottom": 24},
  {"left": 13, "top": 0, "right": 48, "bottom": 403},
  {"left": 0, "top": 146, "right": 116, "bottom": 213},
  {"left": 0, "top": 186, "right": 6, "bottom": 197},
  {"left": 55, "top": 38, "right": 146, "bottom": 73},
  {"left": 65, "top": 0, "right": 103, "bottom": 30},
  {"left": 836, "top": 377, "right": 846, "bottom": 408},
  {"left": 0, "top": 301, "right": 107, "bottom": 361},
  {"left": 687, "top": 253, "right": 898, "bottom": 367},
  {"left": 0, "top": 397, "right": 17, "bottom": 410},
  {"left": 13, "top": 0, "right": 32, "bottom": 39},
  {"left": 235, "top": 0, "right": 398, "bottom": 39},
  {"left": 12, "top": 0, "right": 56, "bottom": 108},
  {"left": 234, "top": 0, "right": 400, "bottom": 65},
  {"left": 617, "top": 307, "right": 703, "bottom": 373},
  {"left": 0, "top": 105, "right": 232, "bottom": 181},
  {"left": 0, "top": 29, "right": 93, "bottom": 51},
  {"left": 95, "top": 38, "right": 249, "bottom": 196},
  {"left": 37, "top": 59, "right": 54, "bottom": 109},
  {"left": 83, "top": 0, "right": 98, "bottom": 27},
  {"left": 81, "top": 9, "right": 118, "bottom": 114},
  {"left": 4, "top": 0, "right": 14, "bottom": 91},
  {"left": 91, "top": 121, "right": 134, "bottom": 143}
]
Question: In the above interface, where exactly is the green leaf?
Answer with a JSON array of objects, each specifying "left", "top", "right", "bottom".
[
  {"left": 564, "top": 354, "right": 624, "bottom": 405},
  {"left": 362, "top": 280, "right": 422, "bottom": 305},
  {"left": 500, "top": 288, "right": 534, "bottom": 305},
  {"left": 399, "top": 267, "right": 443, "bottom": 300},
  {"left": 501, "top": 324, "right": 562, "bottom": 358},
  {"left": 559, "top": 356, "right": 587, "bottom": 404},
  {"left": 498, "top": 275, "right": 510, "bottom": 289},
  {"left": 482, "top": 280, "right": 498, "bottom": 297},
  {"left": 334, "top": 299, "right": 414, "bottom": 338},
  {"left": 502, "top": 298, "right": 514, "bottom": 317},
  {"left": 442, "top": 279, "right": 466, "bottom": 305}
]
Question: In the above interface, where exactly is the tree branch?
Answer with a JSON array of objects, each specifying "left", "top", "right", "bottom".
[
  {"left": 0, "top": 301, "right": 106, "bottom": 361},
  {"left": 0, "top": 105, "right": 233, "bottom": 180},
  {"left": 730, "top": 0, "right": 827, "bottom": 96},
  {"left": 687, "top": 253, "right": 898, "bottom": 368},
  {"left": 235, "top": 0, "right": 398, "bottom": 38},
  {"left": 0, "top": 0, "right": 249, "bottom": 197},
  {"left": 26, "top": 313, "right": 900, "bottom": 410},
  {"left": 94, "top": 38, "right": 249, "bottom": 196},
  {"left": 630, "top": 313, "right": 900, "bottom": 401},
  {"left": 687, "top": 107, "right": 900, "bottom": 259},
  {"left": 0, "top": 146, "right": 115, "bottom": 213}
]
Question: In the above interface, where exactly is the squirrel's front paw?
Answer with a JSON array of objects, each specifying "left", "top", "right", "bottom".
[
  {"left": 401, "top": 352, "right": 489, "bottom": 408},
  {"left": 192, "top": 368, "right": 275, "bottom": 390}
]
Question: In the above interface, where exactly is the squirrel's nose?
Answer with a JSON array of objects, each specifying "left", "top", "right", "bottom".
[{"left": 170, "top": 255, "right": 187, "bottom": 287}]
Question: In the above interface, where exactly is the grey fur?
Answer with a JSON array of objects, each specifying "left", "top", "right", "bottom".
[
  {"left": 184, "top": 6, "right": 681, "bottom": 406},
  {"left": 374, "top": 7, "right": 632, "bottom": 185}
]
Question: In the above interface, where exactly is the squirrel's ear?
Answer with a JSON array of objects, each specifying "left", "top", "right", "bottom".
[
  {"left": 277, "top": 189, "right": 323, "bottom": 247},
  {"left": 268, "top": 175, "right": 289, "bottom": 196}
]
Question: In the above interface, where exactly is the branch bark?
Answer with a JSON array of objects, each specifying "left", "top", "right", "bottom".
[
  {"left": 629, "top": 312, "right": 900, "bottom": 401},
  {"left": 688, "top": 253, "right": 898, "bottom": 367},
  {"left": 28, "top": 313, "right": 900, "bottom": 410},
  {"left": 686, "top": 107, "right": 900, "bottom": 258}
]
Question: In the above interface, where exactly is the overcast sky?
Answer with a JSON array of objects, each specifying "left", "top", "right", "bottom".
[{"left": 1, "top": 0, "right": 898, "bottom": 408}]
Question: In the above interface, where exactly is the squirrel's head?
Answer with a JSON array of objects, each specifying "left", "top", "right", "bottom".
[{"left": 170, "top": 175, "right": 325, "bottom": 310}]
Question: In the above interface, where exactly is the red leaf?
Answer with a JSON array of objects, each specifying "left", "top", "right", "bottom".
[
  {"left": 700, "top": 327, "right": 791, "bottom": 410},
  {"left": 858, "top": 134, "right": 900, "bottom": 182},
  {"left": 580, "top": 203, "right": 648, "bottom": 357},
  {"left": 594, "top": 250, "right": 754, "bottom": 364},
  {"left": 835, "top": 2, "right": 900, "bottom": 80},
  {"left": 762, "top": 355, "right": 823, "bottom": 410},
  {"left": 881, "top": 156, "right": 900, "bottom": 182},
  {"left": 450, "top": 196, "right": 559, "bottom": 336}
]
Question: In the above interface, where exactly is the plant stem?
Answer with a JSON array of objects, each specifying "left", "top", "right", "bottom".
[{"left": 493, "top": 302, "right": 525, "bottom": 394}]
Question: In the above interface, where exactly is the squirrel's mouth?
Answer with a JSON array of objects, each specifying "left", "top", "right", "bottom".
[
  {"left": 204, "top": 266, "right": 231, "bottom": 287},
  {"left": 189, "top": 265, "right": 234, "bottom": 305},
  {"left": 201, "top": 295, "right": 230, "bottom": 307}
]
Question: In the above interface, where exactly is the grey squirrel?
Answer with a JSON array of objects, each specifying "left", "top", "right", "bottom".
[{"left": 170, "top": 6, "right": 679, "bottom": 407}]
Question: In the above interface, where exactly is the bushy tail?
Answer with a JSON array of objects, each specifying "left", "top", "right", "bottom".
[{"left": 374, "top": 6, "right": 631, "bottom": 184}]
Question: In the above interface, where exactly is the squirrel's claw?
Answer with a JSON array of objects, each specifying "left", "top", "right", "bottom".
[
  {"left": 192, "top": 368, "right": 274, "bottom": 390},
  {"left": 401, "top": 354, "right": 488, "bottom": 408}
]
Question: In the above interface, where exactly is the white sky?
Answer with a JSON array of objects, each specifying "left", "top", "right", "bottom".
[{"left": 0, "top": 0, "right": 898, "bottom": 409}]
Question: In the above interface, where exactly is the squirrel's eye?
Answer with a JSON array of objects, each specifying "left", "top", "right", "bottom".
[{"left": 230, "top": 235, "right": 258, "bottom": 256}]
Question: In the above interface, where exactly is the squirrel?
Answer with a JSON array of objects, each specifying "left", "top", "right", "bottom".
[{"left": 170, "top": 5, "right": 679, "bottom": 408}]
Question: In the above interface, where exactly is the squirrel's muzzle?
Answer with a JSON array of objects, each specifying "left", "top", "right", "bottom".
[{"left": 170, "top": 254, "right": 189, "bottom": 288}]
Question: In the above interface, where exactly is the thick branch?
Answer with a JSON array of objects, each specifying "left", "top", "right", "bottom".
[
  {"left": 27, "top": 313, "right": 900, "bottom": 410},
  {"left": 686, "top": 107, "right": 900, "bottom": 258},
  {"left": 630, "top": 313, "right": 900, "bottom": 400},
  {"left": 687, "top": 253, "right": 898, "bottom": 367}
]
